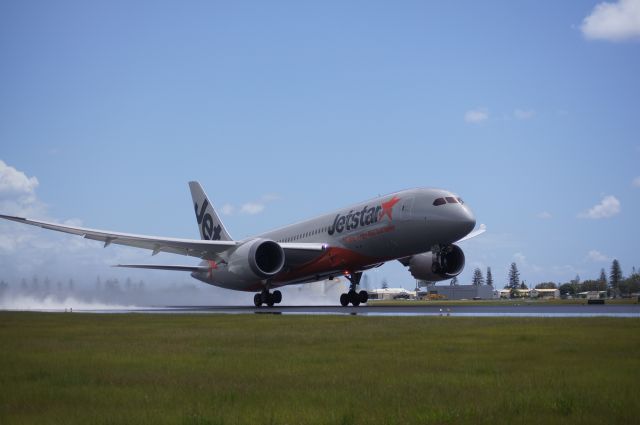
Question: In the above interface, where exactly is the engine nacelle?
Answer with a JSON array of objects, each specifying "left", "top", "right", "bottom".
[
  {"left": 228, "top": 238, "right": 285, "bottom": 280},
  {"left": 408, "top": 244, "right": 465, "bottom": 282}
]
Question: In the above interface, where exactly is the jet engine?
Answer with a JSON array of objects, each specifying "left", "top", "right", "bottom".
[
  {"left": 407, "top": 244, "right": 465, "bottom": 281},
  {"left": 228, "top": 238, "right": 285, "bottom": 280}
]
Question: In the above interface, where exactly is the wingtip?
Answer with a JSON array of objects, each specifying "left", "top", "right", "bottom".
[{"left": 0, "top": 213, "right": 26, "bottom": 221}]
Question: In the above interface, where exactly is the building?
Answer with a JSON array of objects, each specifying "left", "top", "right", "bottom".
[
  {"left": 367, "top": 287, "right": 416, "bottom": 300},
  {"left": 424, "top": 284, "right": 496, "bottom": 300},
  {"left": 499, "top": 288, "right": 560, "bottom": 299}
]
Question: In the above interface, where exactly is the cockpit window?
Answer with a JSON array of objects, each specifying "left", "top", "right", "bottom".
[
  {"left": 433, "top": 197, "right": 446, "bottom": 206},
  {"left": 457, "top": 197, "right": 464, "bottom": 204},
  {"left": 446, "top": 197, "right": 458, "bottom": 203}
]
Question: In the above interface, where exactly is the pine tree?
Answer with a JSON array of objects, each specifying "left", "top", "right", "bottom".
[
  {"left": 450, "top": 276, "right": 458, "bottom": 286},
  {"left": 599, "top": 268, "right": 607, "bottom": 291},
  {"left": 472, "top": 268, "right": 484, "bottom": 286},
  {"left": 486, "top": 267, "right": 494, "bottom": 287},
  {"left": 610, "top": 259, "right": 622, "bottom": 291},
  {"left": 599, "top": 268, "right": 607, "bottom": 284},
  {"left": 508, "top": 262, "right": 520, "bottom": 289}
]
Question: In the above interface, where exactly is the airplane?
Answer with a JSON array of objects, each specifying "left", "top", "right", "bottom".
[{"left": 0, "top": 182, "right": 484, "bottom": 307}]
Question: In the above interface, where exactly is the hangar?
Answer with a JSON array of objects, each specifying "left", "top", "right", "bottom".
[
  {"left": 367, "top": 288, "right": 415, "bottom": 300},
  {"left": 499, "top": 288, "right": 560, "bottom": 299},
  {"left": 423, "top": 284, "right": 496, "bottom": 300}
]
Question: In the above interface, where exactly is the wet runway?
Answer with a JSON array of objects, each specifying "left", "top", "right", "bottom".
[{"left": 66, "top": 303, "right": 640, "bottom": 317}]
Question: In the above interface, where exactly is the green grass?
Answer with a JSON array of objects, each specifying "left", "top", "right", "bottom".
[{"left": 1, "top": 313, "right": 639, "bottom": 424}]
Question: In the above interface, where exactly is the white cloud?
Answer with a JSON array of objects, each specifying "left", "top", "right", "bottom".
[
  {"left": 464, "top": 108, "right": 489, "bottom": 124},
  {"left": 0, "top": 159, "right": 45, "bottom": 217},
  {"left": 581, "top": 0, "right": 640, "bottom": 41},
  {"left": 586, "top": 249, "right": 611, "bottom": 262},
  {"left": 578, "top": 195, "right": 621, "bottom": 219},
  {"left": 0, "top": 159, "right": 39, "bottom": 197},
  {"left": 222, "top": 193, "right": 280, "bottom": 216},
  {"left": 514, "top": 109, "right": 535, "bottom": 120},
  {"left": 240, "top": 202, "right": 265, "bottom": 215},
  {"left": 632, "top": 176, "right": 640, "bottom": 187},
  {"left": 537, "top": 211, "right": 552, "bottom": 219}
]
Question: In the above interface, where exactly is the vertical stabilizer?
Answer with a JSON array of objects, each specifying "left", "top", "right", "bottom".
[{"left": 188, "top": 181, "right": 233, "bottom": 241}]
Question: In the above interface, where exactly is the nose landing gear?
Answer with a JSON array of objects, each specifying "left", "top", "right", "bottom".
[{"left": 339, "top": 272, "right": 369, "bottom": 307}]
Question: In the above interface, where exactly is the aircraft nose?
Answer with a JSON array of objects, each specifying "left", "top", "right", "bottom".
[{"left": 456, "top": 205, "right": 476, "bottom": 237}]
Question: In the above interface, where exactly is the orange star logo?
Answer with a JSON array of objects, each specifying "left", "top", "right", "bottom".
[
  {"left": 379, "top": 196, "right": 400, "bottom": 221},
  {"left": 207, "top": 260, "right": 219, "bottom": 278}
]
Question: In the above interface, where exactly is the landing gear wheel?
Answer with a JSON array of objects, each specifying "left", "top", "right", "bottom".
[
  {"left": 273, "top": 290, "right": 282, "bottom": 304},
  {"left": 358, "top": 290, "right": 369, "bottom": 304},
  {"left": 349, "top": 291, "right": 360, "bottom": 307},
  {"left": 340, "top": 271, "right": 368, "bottom": 307},
  {"left": 261, "top": 291, "right": 275, "bottom": 307},
  {"left": 254, "top": 293, "right": 262, "bottom": 307}
]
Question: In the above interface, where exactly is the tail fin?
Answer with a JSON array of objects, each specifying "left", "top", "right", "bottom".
[{"left": 188, "top": 181, "right": 233, "bottom": 241}]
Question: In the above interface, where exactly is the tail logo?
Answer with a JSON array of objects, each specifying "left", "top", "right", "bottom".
[{"left": 194, "top": 200, "right": 222, "bottom": 240}]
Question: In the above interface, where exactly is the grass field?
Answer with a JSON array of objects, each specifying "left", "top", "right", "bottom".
[{"left": 1, "top": 313, "right": 639, "bottom": 424}]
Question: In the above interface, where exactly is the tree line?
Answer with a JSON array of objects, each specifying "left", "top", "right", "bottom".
[{"left": 450, "top": 260, "right": 639, "bottom": 298}]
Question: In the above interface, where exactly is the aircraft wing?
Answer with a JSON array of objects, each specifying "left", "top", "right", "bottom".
[
  {"left": 114, "top": 264, "right": 209, "bottom": 272},
  {"left": 0, "top": 214, "right": 237, "bottom": 260},
  {"left": 456, "top": 223, "right": 487, "bottom": 243},
  {"left": 279, "top": 242, "right": 327, "bottom": 252},
  {"left": 0, "top": 214, "right": 328, "bottom": 261}
]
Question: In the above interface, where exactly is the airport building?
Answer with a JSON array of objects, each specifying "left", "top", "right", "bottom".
[
  {"left": 498, "top": 288, "right": 560, "bottom": 299},
  {"left": 367, "top": 287, "right": 416, "bottom": 300},
  {"left": 423, "top": 284, "right": 496, "bottom": 300}
]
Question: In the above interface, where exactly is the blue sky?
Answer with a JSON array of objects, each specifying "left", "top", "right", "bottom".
[{"left": 1, "top": 0, "right": 639, "bottom": 292}]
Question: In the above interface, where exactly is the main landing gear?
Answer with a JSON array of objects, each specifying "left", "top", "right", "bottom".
[
  {"left": 340, "top": 272, "right": 369, "bottom": 307},
  {"left": 254, "top": 289, "right": 282, "bottom": 307},
  {"left": 431, "top": 244, "right": 451, "bottom": 274}
]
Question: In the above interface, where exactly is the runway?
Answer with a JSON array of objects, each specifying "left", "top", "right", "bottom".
[{"left": 60, "top": 302, "right": 640, "bottom": 317}]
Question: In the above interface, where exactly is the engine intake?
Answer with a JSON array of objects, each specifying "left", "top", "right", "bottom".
[
  {"left": 408, "top": 244, "right": 465, "bottom": 282},
  {"left": 250, "top": 239, "right": 285, "bottom": 277},
  {"left": 229, "top": 239, "right": 285, "bottom": 279}
]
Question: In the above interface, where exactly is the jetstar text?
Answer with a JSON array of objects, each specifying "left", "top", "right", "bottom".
[{"left": 327, "top": 205, "right": 382, "bottom": 235}]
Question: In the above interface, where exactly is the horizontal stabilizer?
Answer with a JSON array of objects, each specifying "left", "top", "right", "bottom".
[{"left": 114, "top": 264, "right": 209, "bottom": 272}]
